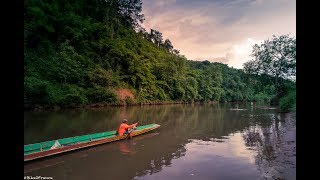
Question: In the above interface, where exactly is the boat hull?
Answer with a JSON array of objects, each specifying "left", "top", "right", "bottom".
[{"left": 24, "top": 124, "right": 160, "bottom": 161}]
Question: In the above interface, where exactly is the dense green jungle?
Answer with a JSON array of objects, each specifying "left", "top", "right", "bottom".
[{"left": 24, "top": 0, "right": 296, "bottom": 112}]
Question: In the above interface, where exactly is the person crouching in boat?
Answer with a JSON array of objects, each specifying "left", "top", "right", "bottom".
[{"left": 118, "top": 119, "right": 138, "bottom": 139}]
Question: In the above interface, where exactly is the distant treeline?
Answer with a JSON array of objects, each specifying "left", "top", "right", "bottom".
[{"left": 24, "top": 0, "right": 295, "bottom": 111}]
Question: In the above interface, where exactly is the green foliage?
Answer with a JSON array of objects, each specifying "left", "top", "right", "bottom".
[
  {"left": 254, "top": 92, "right": 272, "bottom": 102},
  {"left": 85, "top": 86, "right": 117, "bottom": 103},
  {"left": 88, "top": 67, "right": 120, "bottom": 87},
  {"left": 51, "top": 41, "right": 89, "bottom": 84},
  {"left": 24, "top": 76, "right": 50, "bottom": 105},
  {"left": 186, "top": 61, "right": 223, "bottom": 102},
  {"left": 279, "top": 90, "right": 296, "bottom": 112},
  {"left": 60, "top": 94, "right": 87, "bottom": 106},
  {"left": 48, "top": 84, "right": 88, "bottom": 106}
]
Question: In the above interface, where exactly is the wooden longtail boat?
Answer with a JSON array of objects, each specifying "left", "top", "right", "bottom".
[
  {"left": 24, "top": 132, "right": 160, "bottom": 173},
  {"left": 24, "top": 124, "right": 160, "bottom": 161}
]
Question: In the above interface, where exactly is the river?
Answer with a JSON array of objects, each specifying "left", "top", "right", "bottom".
[{"left": 24, "top": 103, "right": 296, "bottom": 180}]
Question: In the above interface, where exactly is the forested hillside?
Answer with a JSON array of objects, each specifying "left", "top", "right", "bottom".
[{"left": 24, "top": 0, "right": 295, "bottom": 111}]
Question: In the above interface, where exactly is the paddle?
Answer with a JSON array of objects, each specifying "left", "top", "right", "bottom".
[{"left": 125, "top": 121, "right": 139, "bottom": 139}]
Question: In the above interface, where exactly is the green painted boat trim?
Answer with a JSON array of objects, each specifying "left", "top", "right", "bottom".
[{"left": 24, "top": 124, "right": 159, "bottom": 156}]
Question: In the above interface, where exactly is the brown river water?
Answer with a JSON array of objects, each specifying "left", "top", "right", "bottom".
[{"left": 24, "top": 103, "right": 296, "bottom": 180}]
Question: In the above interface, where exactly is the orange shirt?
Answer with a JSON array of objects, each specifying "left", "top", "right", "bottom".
[{"left": 118, "top": 123, "right": 137, "bottom": 135}]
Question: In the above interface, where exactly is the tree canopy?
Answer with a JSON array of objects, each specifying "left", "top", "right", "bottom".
[{"left": 243, "top": 35, "right": 296, "bottom": 83}]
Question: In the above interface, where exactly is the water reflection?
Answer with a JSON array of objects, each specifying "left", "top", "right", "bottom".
[
  {"left": 118, "top": 141, "right": 137, "bottom": 155},
  {"left": 24, "top": 103, "right": 295, "bottom": 180},
  {"left": 242, "top": 113, "right": 296, "bottom": 179}
]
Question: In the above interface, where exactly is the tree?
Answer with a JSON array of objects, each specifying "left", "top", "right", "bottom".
[
  {"left": 118, "top": 0, "right": 145, "bottom": 29},
  {"left": 150, "top": 29, "right": 163, "bottom": 47},
  {"left": 163, "top": 39, "right": 173, "bottom": 52},
  {"left": 173, "top": 49, "right": 180, "bottom": 55},
  {"left": 243, "top": 35, "right": 296, "bottom": 90}
]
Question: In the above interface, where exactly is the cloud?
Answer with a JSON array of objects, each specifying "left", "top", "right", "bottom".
[
  {"left": 226, "top": 38, "right": 263, "bottom": 69},
  {"left": 193, "top": 38, "right": 263, "bottom": 69},
  {"left": 154, "top": 0, "right": 176, "bottom": 7},
  {"left": 141, "top": 0, "right": 295, "bottom": 69}
]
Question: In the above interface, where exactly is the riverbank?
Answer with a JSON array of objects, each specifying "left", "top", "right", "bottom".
[
  {"left": 24, "top": 100, "right": 221, "bottom": 112},
  {"left": 23, "top": 99, "right": 283, "bottom": 112}
]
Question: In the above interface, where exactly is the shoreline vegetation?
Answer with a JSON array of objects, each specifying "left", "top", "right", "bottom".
[
  {"left": 24, "top": 0, "right": 295, "bottom": 113},
  {"left": 24, "top": 99, "right": 276, "bottom": 112},
  {"left": 24, "top": 100, "right": 211, "bottom": 111}
]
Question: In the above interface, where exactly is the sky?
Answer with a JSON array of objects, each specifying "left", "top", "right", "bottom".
[{"left": 141, "top": 0, "right": 296, "bottom": 69}]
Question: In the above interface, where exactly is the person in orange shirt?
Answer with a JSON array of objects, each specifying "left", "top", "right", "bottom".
[{"left": 117, "top": 119, "right": 138, "bottom": 139}]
